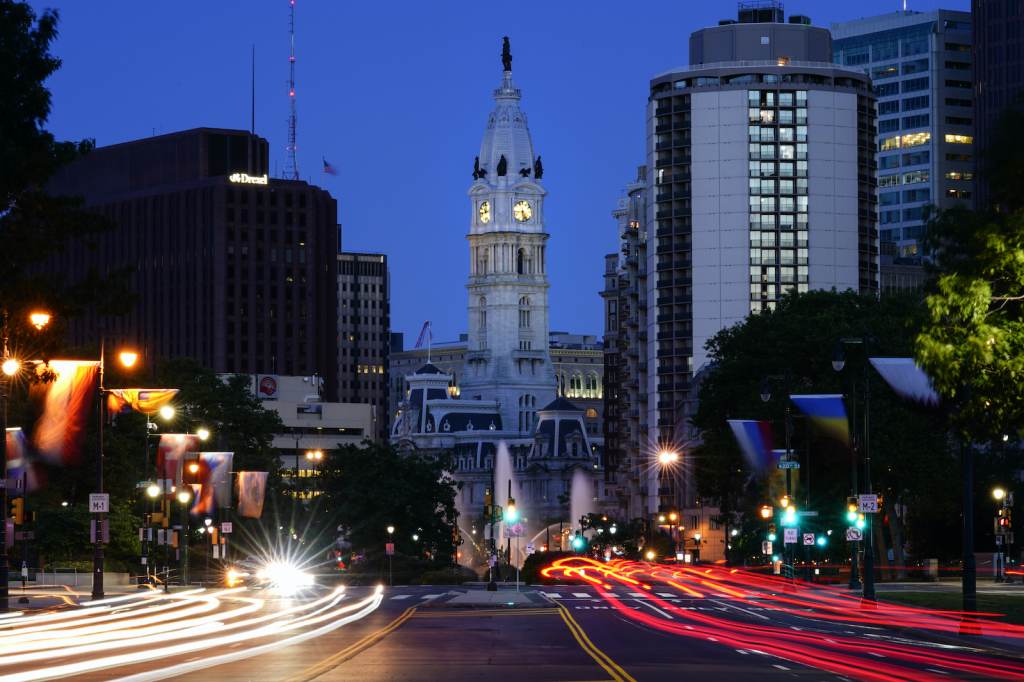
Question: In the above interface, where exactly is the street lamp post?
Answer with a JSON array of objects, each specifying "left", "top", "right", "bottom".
[
  {"left": 833, "top": 348, "right": 862, "bottom": 591},
  {"left": 386, "top": 525, "right": 394, "bottom": 586},
  {"left": 0, "top": 310, "right": 51, "bottom": 611},
  {"left": 177, "top": 489, "right": 192, "bottom": 586},
  {"left": 760, "top": 375, "right": 795, "bottom": 573},
  {"left": 832, "top": 338, "right": 875, "bottom": 601}
]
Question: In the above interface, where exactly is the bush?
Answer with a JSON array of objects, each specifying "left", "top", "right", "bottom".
[
  {"left": 521, "top": 551, "right": 575, "bottom": 584},
  {"left": 415, "top": 565, "right": 479, "bottom": 585}
]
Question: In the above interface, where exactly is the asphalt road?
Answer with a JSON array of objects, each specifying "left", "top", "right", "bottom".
[{"left": 5, "top": 572, "right": 1024, "bottom": 681}]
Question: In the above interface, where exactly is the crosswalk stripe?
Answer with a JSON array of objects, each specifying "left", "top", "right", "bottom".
[
  {"left": 628, "top": 592, "right": 646, "bottom": 598},
  {"left": 656, "top": 592, "right": 675, "bottom": 598},
  {"left": 390, "top": 595, "right": 412, "bottom": 600},
  {"left": 542, "top": 592, "right": 561, "bottom": 598},
  {"left": 572, "top": 592, "right": 591, "bottom": 598},
  {"left": 421, "top": 594, "right": 442, "bottom": 599}
]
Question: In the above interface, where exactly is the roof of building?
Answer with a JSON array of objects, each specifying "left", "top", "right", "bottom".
[
  {"left": 414, "top": 363, "right": 447, "bottom": 375},
  {"left": 540, "top": 397, "right": 581, "bottom": 412}
]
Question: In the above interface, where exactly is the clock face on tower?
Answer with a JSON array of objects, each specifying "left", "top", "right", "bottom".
[
  {"left": 478, "top": 201, "right": 491, "bottom": 224},
  {"left": 513, "top": 200, "right": 532, "bottom": 222}
]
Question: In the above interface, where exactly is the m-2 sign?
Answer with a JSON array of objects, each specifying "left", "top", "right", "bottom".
[
  {"left": 846, "top": 527, "right": 863, "bottom": 541},
  {"left": 858, "top": 494, "right": 879, "bottom": 513},
  {"left": 783, "top": 528, "right": 798, "bottom": 544},
  {"left": 89, "top": 493, "right": 109, "bottom": 513}
]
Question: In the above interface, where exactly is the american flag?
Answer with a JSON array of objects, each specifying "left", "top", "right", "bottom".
[{"left": 322, "top": 157, "right": 338, "bottom": 175}]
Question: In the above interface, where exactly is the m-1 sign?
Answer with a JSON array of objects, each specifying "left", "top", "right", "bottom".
[
  {"left": 858, "top": 494, "right": 879, "bottom": 513},
  {"left": 89, "top": 493, "right": 109, "bottom": 513}
]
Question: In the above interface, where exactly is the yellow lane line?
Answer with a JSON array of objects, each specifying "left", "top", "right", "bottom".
[
  {"left": 413, "top": 608, "right": 557, "bottom": 618},
  {"left": 556, "top": 602, "right": 637, "bottom": 682},
  {"left": 288, "top": 606, "right": 416, "bottom": 682}
]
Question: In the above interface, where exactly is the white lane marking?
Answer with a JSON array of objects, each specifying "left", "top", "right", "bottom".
[
  {"left": 773, "top": 664, "right": 791, "bottom": 671},
  {"left": 542, "top": 592, "right": 561, "bottom": 598},
  {"left": 925, "top": 669, "right": 949, "bottom": 676},
  {"left": 572, "top": 592, "right": 591, "bottom": 598},
  {"left": 389, "top": 595, "right": 412, "bottom": 600},
  {"left": 868, "top": 652, "right": 885, "bottom": 658},
  {"left": 656, "top": 592, "right": 676, "bottom": 598},
  {"left": 710, "top": 599, "right": 770, "bottom": 622},
  {"left": 420, "top": 594, "right": 442, "bottom": 600},
  {"left": 735, "top": 649, "right": 749, "bottom": 655},
  {"left": 628, "top": 592, "right": 646, "bottom": 598},
  {"left": 634, "top": 600, "right": 675, "bottom": 620}
]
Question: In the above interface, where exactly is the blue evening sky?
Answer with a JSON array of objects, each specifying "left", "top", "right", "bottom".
[{"left": 32, "top": 0, "right": 968, "bottom": 346}]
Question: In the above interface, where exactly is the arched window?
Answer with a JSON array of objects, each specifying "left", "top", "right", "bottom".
[
  {"left": 569, "top": 373, "right": 583, "bottom": 397},
  {"left": 518, "top": 394, "right": 536, "bottom": 432},
  {"left": 518, "top": 296, "right": 531, "bottom": 328},
  {"left": 517, "top": 248, "right": 525, "bottom": 274},
  {"left": 585, "top": 372, "right": 599, "bottom": 398},
  {"left": 478, "top": 297, "right": 487, "bottom": 331}
]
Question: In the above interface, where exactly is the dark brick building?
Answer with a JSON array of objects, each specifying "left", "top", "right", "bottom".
[{"left": 46, "top": 128, "right": 340, "bottom": 399}]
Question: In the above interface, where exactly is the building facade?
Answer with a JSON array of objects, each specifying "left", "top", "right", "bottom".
[
  {"left": 644, "top": 4, "right": 879, "bottom": 562},
  {"left": 973, "top": 0, "right": 1024, "bottom": 207},
  {"left": 337, "top": 252, "right": 390, "bottom": 441},
  {"left": 601, "top": 167, "right": 652, "bottom": 521},
  {"left": 833, "top": 10, "right": 975, "bottom": 263},
  {"left": 46, "top": 128, "right": 341, "bottom": 400}
]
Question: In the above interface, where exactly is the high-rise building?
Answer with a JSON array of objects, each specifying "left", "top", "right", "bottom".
[
  {"left": 833, "top": 10, "right": 975, "bottom": 265},
  {"left": 601, "top": 167, "right": 651, "bottom": 520},
  {"left": 45, "top": 128, "right": 341, "bottom": 399},
  {"left": 973, "top": 0, "right": 1024, "bottom": 208},
  {"left": 337, "top": 252, "right": 390, "bottom": 441},
  {"left": 646, "top": 3, "right": 877, "bottom": 556}
]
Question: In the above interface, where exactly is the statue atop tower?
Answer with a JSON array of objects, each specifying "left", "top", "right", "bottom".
[{"left": 502, "top": 36, "right": 512, "bottom": 72}]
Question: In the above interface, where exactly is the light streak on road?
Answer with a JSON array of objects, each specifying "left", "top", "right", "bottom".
[
  {"left": 0, "top": 586, "right": 382, "bottom": 681},
  {"left": 544, "top": 557, "right": 1024, "bottom": 680}
]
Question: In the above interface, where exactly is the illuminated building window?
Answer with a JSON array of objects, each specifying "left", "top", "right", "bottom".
[
  {"left": 944, "top": 133, "right": 973, "bottom": 145},
  {"left": 879, "top": 135, "right": 901, "bottom": 151},
  {"left": 900, "top": 132, "right": 931, "bottom": 148}
]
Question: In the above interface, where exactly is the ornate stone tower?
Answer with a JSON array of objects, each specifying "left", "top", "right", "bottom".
[{"left": 461, "top": 38, "right": 555, "bottom": 433}]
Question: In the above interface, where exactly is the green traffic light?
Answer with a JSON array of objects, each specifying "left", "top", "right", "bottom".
[
  {"left": 768, "top": 532, "right": 777, "bottom": 542},
  {"left": 571, "top": 536, "right": 585, "bottom": 550}
]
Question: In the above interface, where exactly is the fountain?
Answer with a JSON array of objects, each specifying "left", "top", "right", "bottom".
[{"left": 493, "top": 441, "right": 525, "bottom": 567}]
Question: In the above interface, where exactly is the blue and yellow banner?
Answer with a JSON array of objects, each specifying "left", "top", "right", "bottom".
[{"left": 789, "top": 394, "right": 850, "bottom": 446}]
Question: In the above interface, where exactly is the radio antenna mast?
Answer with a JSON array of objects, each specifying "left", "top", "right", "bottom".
[{"left": 285, "top": 0, "right": 299, "bottom": 180}]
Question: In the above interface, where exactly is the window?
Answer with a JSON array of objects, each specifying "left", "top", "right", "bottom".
[
  {"left": 903, "top": 188, "right": 930, "bottom": 202},
  {"left": 872, "top": 64, "right": 899, "bottom": 80},
  {"left": 945, "top": 42, "right": 970, "bottom": 52},
  {"left": 874, "top": 41, "right": 898, "bottom": 61},
  {"left": 518, "top": 296, "right": 531, "bottom": 328},
  {"left": 880, "top": 191, "right": 900, "bottom": 206},
  {"left": 901, "top": 132, "right": 931, "bottom": 147},
  {"left": 944, "top": 133, "right": 973, "bottom": 144},
  {"left": 902, "top": 77, "right": 929, "bottom": 93},
  {"left": 945, "top": 61, "right": 970, "bottom": 71},
  {"left": 945, "top": 170, "right": 974, "bottom": 181},
  {"left": 902, "top": 95, "right": 929, "bottom": 112},
  {"left": 902, "top": 170, "right": 929, "bottom": 185},
  {"left": 903, "top": 150, "right": 930, "bottom": 166},
  {"left": 478, "top": 296, "right": 487, "bottom": 331},
  {"left": 902, "top": 36, "right": 928, "bottom": 56},
  {"left": 945, "top": 116, "right": 972, "bottom": 126},
  {"left": 903, "top": 114, "right": 929, "bottom": 129},
  {"left": 945, "top": 97, "right": 971, "bottom": 108},
  {"left": 878, "top": 100, "right": 900, "bottom": 115},
  {"left": 874, "top": 82, "right": 899, "bottom": 97},
  {"left": 901, "top": 59, "right": 929, "bottom": 75},
  {"left": 879, "top": 174, "right": 899, "bottom": 188},
  {"left": 945, "top": 79, "right": 971, "bottom": 89},
  {"left": 879, "top": 155, "right": 899, "bottom": 170},
  {"left": 880, "top": 209, "right": 901, "bottom": 224},
  {"left": 879, "top": 118, "right": 900, "bottom": 133},
  {"left": 880, "top": 135, "right": 901, "bottom": 151}
]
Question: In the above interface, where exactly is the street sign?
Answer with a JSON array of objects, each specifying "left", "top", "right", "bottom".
[
  {"left": 783, "top": 528, "right": 798, "bottom": 544},
  {"left": 761, "top": 540, "right": 773, "bottom": 555},
  {"left": 88, "top": 493, "right": 109, "bottom": 514},
  {"left": 845, "top": 527, "right": 863, "bottom": 541},
  {"left": 778, "top": 460, "right": 800, "bottom": 469},
  {"left": 385, "top": 542, "right": 395, "bottom": 556},
  {"left": 526, "top": 543, "right": 535, "bottom": 555},
  {"left": 797, "top": 511, "right": 819, "bottom": 517},
  {"left": 505, "top": 523, "right": 524, "bottom": 538},
  {"left": 802, "top": 533, "right": 815, "bottom": 546},
  {"left": 220, "top": 522, "right": 233, "bottom": 534},
  {"left": 858, "top": 494, "right": 879, "bottom": 513}
]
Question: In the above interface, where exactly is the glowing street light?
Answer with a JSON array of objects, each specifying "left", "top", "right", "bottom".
[
  {"left": 644, "top": 549, "right": 655, "bottom": 561},
  {"left": 657, "top": 450, "right": 679, "bottom": 466},
  {"left": 305, "top": 449, "right": 324, "bottom": 462},
  {"left": 118, "top": 350, "right": 139, "bottom": 368},
  {"left": 28, "top": 311, "right": 51, "bottom": 330},
  {"left": 158, "top": 405, "right": 175, "bottom": 421},
  {"left": 176, "top": 489, "right": 192, "bottom": 505},
  {"left": 1, "top": 359, "right": 18, "bottom": 377},
  {"left": 196, "top": 428, "right": 211, "bottom": 441},
  {"left": 993, "top": 487, "right": 1007, "bottom": 502},
  {"left": 760, "top": 505, "right": 773, "bottom": 520},
  {"left": 386, "top": 525, "right": 395, "bottom": 535},
  {"left": 145, "top": 483, "right": 161, "bottom": 499}
]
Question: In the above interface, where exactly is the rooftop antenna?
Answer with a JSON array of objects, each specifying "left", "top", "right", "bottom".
[
  {"left": 285, "top": 0, "right": 299, "bottom": 180},
  {"left": 250, "top": 44, "right": 256, "bottom": 135}
]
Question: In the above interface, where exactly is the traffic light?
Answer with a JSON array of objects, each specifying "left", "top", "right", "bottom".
[
  {"left": 504, "top": 498, "right": 519, "bottom": 524},
  {"left": 571, "top": 531, "right": 585, "bottom": 551},
  {"left": 767, "top": 523, "right": 777, "bottom": 542},
  {"left": 846, "top": 497, "right": 858, "bottom": 523},
  {"left": 9, "top": 498, "right": 24, "bottom": 525},
  {"left": 855, "top": 513, "right": 866, "bottom": 530},
  {"left": 781, "top": 506, "right": 797, "bottom": 527}
]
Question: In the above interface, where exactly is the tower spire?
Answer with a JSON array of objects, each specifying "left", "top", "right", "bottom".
[
  {"left": 285, "top": 0, "right": 299, "bottom": 180},
  {"left": 501, "top": 36, "right": 512, "bottom": 72}
]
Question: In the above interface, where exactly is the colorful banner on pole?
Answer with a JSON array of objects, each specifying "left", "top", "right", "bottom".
[
  {"left": 193, "top": 452, "right": 234, "bottom": 514},
  {"left": 789, "top": 394, "right": 850, "bottom": 446},
  {"left": 236, "top": 471, "right": 268, "bottom": 519},
  {"left": 156, "top": 434, "right": 201, "bottom": 493},
  {"left": 6, "top": 427, "right": 40, "bottom": 494},
  {"left": 106, "top": 388, "right": 178, "bottom": 416},
  {"left": 727, "top": 419, "right": 776, "bottom": 472},
  {"left": 868, "top": 357, "right": 940, "bottom": 407},
  {"left": 30, "top": 360, "right": 100, "bottom": 466}
]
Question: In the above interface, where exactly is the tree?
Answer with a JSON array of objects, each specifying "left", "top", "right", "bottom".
[
  {"left": 317, "top": 443, "right": 459, "bottom": 566},
  {"left": 916, "top": 109, "right": 1024, "bottom": 439},
  {"left": 0, "top": 1, "right": 130, "bottom": 351},
  {"left": 692, "top": 290, "right": 955, "bottom": 563}
]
